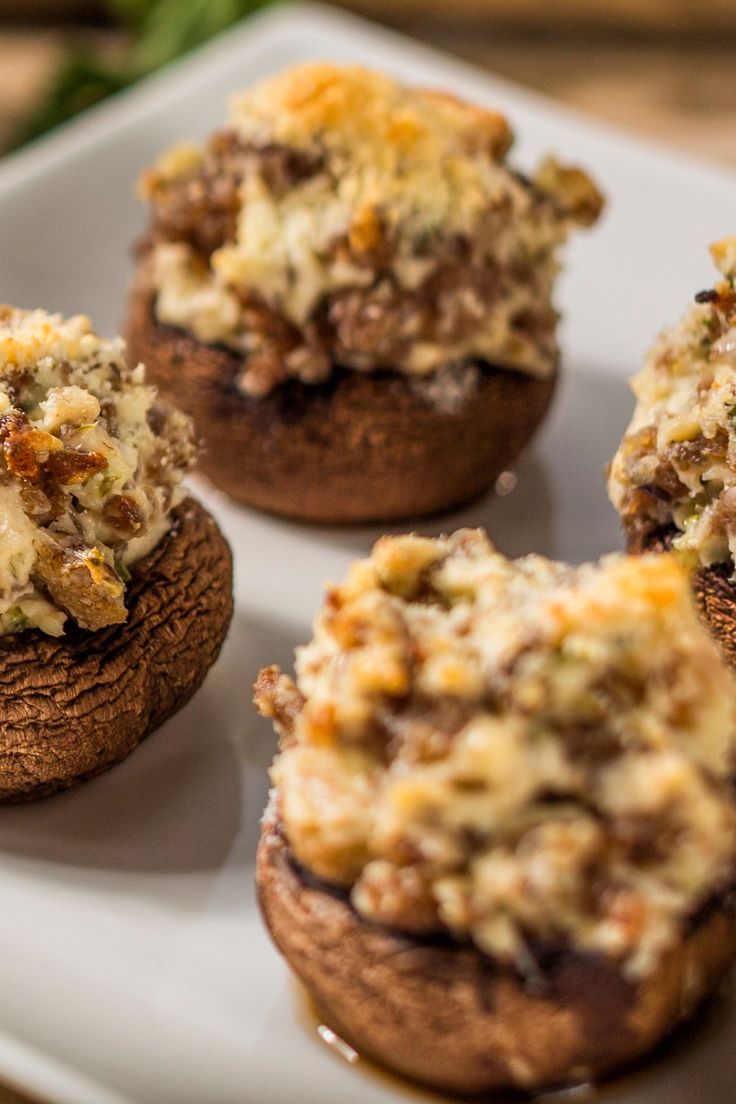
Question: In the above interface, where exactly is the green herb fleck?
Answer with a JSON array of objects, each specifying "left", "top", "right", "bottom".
[
  {"left": 700, "top": 313, "right": 717, "bottom": 353},
  {"left": 98, "top": 471, "right": 117, "bottom": 498},
  {"left": 5, "top": 606, "right": 29, "bottom": 633},
  {"left": 115, "top": 561, "right": 132, "bottom": 582}
]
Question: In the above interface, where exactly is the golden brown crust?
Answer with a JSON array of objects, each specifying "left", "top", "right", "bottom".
[
  {"left": 257, "top": 805, "right": 736, "bottom": 1096},
  {"left": 124, "top": 286, "right": 557, "bottom": 523},
  {"left": 0, "top": 497, "right": 233, "bottom": 801},
  {"left": 227, "top": 64, "right": 515, "bottom": 161}
]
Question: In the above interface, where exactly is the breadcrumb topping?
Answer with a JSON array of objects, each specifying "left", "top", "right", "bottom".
[
  {"left": 139, "top": 63, "right": 602, "bottom": 396},
  {"left": 256, "top": 532, "right": 736, "bottom": 978},
  {"left": 608, "top": 237, "right": 736, "bottom": 565},
  {"left": 0, "top": 307, "right": 194, "bottom": 636}
]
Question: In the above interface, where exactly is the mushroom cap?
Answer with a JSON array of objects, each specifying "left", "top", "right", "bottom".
[
  {"left": 631, "top": 527, "right": 736, "bottom": 671},
  {"left": 0, "top": 496, "right": 232, "bottom": 801},
  {"left": 124, "top": 285, "right": 557, "bottom": 524},
  {"left": 257, "top": 804, "right": 736, "bottom": 1096},
  {"left": 691, "top": 563, "right": 736, "bottom": 671}
]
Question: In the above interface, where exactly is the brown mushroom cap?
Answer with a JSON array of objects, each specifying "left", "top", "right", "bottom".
[
  {"left": 257, "top": 804, "right": 736, "bottom": 1096},
  {"left": 630, "top": 528, "right": 736, "bottom": 670},
  {"left": 124, "top": 285, "right": 557, "bottom": 524},
  {"left": 0, "top": 496, "right": 233, "bottom": 802},
  {"left": 690, "top": 564, "right": 736, "bottom": 671}
]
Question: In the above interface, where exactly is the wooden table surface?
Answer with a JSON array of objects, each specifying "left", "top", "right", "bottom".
[{"left": 1, "top": 14, "right": 735, "bottom": 1104}]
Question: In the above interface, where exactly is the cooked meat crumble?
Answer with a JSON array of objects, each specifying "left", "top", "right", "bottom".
[
  {"left": 608, "top": 237, "right": 736, "bottom": 566},
  {"left": 0, "top": 307, "right": 194, "bottom": 636},
  {"left": 138, "top": 63, "right": 603, "bottom": 397},
  {"left": 256, "top": 533, "right": 736, "bottom": 978}
]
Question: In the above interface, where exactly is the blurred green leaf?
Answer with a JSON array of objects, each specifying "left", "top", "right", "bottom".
[
  {"left": 104, "top": 0, "right": 156, "bottom": 32},
  {"left": 9, "top": 0, "right": 274, "bottom": 152},
  {"left": 133, "top": 0, "right": 270, "bottom": 70}
]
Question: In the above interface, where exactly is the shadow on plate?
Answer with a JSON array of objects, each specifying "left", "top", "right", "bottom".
[
  {"left": 578, "top": 974, "right": 736, "bottom": 1104},
  {"left": 0, "top": 609, "right": 302, "bottom": 875},
  {"left": 292, "top": 971, "right": 736, "bottom": 1104},
  {"left": 304, "top": 363, "right": 633, "bottom": 563},
  {"left": 312, "top": 451, "right": 553, "bottom": 557}
]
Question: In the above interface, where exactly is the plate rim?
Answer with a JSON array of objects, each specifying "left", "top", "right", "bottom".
[
  {"left": 0, "top": 5, "right": 735, "bottom": 1103},
  {"left": 2, "top": 0, "right": 736, "bottom": 204}
]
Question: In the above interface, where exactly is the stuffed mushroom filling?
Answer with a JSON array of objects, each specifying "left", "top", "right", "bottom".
[
  {"left": 608, "top": 237, "right": 736, "bottom": 567},
  {"left": 138, "top": 63, "right": 602, "bottom": 398},
  {"left": 256, "top": 532, "right": 736, "bottom": 980},
  {"left": 0, "top": 307, "right": 194, "bottom": 636}
]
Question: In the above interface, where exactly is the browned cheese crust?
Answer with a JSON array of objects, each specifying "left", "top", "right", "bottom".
[
  {"left": 257, "top": 804, "right": 736, "bottom": 1096},
  {"left": 0, "top": 497, "right": 233, "bottom": 801},
  {"left": 124, "top": 288, "right": 557, "bottom": 522}
]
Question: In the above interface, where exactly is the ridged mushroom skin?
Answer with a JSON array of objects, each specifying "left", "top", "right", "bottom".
[
  {"left": 0, "top": 497, "right": 232, "bottom": 802},
  {"left": 124, "top": 289, "right": 558, "bottom": 524},
  {"left": 630, "top": 528, "right": 736, "bottom": 672},
  {"left": 691, "top": 566, "right": 736, "bottom": 672},
  {"left": 257, "top": 805, "right": 736, "bottom": 1097}
]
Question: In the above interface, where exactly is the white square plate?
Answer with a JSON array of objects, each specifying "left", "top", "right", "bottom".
[{"left": 0, "top": 5, "right": 735, "bottom": 1102}]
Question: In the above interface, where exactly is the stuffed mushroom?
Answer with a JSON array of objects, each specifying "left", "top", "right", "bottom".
[
  {"left": 0, "top": 306, "right": 233, "bottom": 800},
  {"left": 126, "top": 62, "right": 603, "bottom": 523},
  {"left": 608, "top": 237, "right": 736, "bottom": 665},
  {"left": 255, "top": 532, "right": 736, "bottom": 1094}
]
